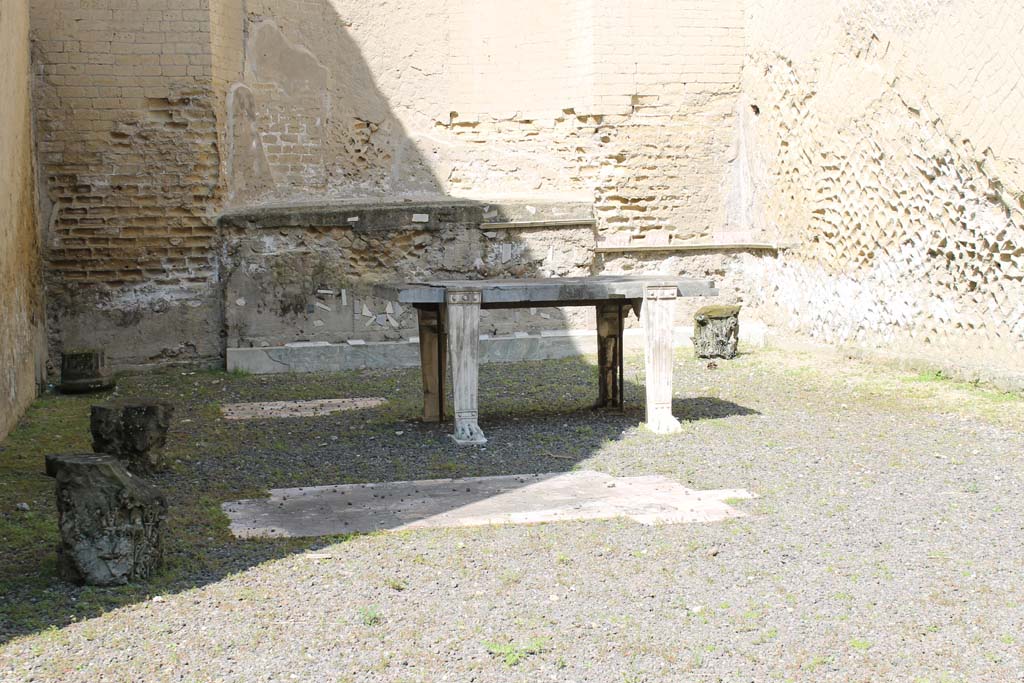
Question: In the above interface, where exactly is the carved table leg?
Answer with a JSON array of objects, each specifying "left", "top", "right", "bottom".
[
  {"left": 446, "top": 290, "right": 486, "bottom": 445},
  {"left": 417, "top": 306, "right": 446, "bottom": 423},
  {"left": 642, "top": 285, "right": 682, "bottom": 434},
  {"left": 595, "top": 302, "right": 624, "bottom": 410}
]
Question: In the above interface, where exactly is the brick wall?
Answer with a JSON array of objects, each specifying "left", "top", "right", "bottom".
[
  {"left": 230, "top": 0, "right": 745, "bottom": 242},
  {"left": 0, "top": 0, "right": 44, "bottom": 439},
  {"left": 31, "top": 0, "right": 236, "bottom": 369}
]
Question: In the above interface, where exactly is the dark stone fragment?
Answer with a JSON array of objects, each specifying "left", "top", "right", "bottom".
[
  {"left": 693, "top": 304, "right": 740, "bottom": 359},
  {"left": 59, "top": 350, "right": 116, "bottom": 394},
  {"left": 45, "top": 453, "right": 167, "bottom": 586},
  {"left": 90, "top": 400, "right": 174, "bottom": 474}
]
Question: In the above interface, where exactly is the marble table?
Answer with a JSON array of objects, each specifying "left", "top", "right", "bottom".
[{"left": 376, "top": 276, "right": 718, "bottom": 445}]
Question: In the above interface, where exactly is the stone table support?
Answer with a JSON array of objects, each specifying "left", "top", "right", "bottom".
[
  {"left": 416, "top": 306, "right": 446, "bottom": 423},
  {"left": 641, "top": 284, "right": 682, "bottom": 434},
  {"left": 446, "top": 290, "right": 487, "bottom": 445},
  {"left": 595, "top": 302, "right": 626, "bottom": 409}
]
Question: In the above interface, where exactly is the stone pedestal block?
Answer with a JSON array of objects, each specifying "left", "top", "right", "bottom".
[
  {"left": 45, "top": 453, "right": 167, "bottom": 586},
  {"left": 91, "top": 400, "right": 174, "bottom": 474},
  {"left": 59, "top": 350, "right": 115, "bottom": 394},
  {"left": 693, "top": 305, "right": 740, "bottom": 359}
]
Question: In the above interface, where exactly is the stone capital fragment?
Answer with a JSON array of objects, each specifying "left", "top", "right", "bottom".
[{"left": 45, "top": 453, "right": 167, "bottom": 586}]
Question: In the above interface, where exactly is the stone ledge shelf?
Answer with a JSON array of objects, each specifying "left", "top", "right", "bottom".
[
  {"left": 217, "top": 199, "right": 483, "bottom": 231},
  {"left": 217, "top": 198, "right": 594, "bottom": 232},
  {"left": 595, "top": 242, "right": 794, "bottom": 254},
  {"left": 482, "top": 219, "right": 597, "bottom": 230}
]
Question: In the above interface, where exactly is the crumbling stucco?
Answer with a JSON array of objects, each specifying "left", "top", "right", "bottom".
[
  {"left": 29, "top": 0, "right": 236, "bottom": 371},
  {"left": 220, "top": 201, "right": 596, "bottom": 348}
]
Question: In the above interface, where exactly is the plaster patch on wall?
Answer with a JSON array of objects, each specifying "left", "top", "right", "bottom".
[
  {"left": 226, "top": 83, "right": 274, "bottom": 204},
  {"left": 247, "top": 21, "right": 329, "bottom": 97}
]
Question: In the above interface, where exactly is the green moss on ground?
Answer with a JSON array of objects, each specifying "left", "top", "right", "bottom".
[
  {"left": 0, "top": 356, "right": 611, "bottom": 641},
  {"left": 1, "top": 347, "right": 1019, "bottom": 643}
]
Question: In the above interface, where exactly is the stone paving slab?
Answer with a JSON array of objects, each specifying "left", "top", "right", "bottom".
[
  {"left": 222, "top": 471, "right": 756, "bottom": 538},
  {"left": 220, "top": 397, "right": 386, "bottom": 420}
]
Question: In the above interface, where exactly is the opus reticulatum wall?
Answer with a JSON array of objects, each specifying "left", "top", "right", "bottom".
[{"left": 740, "top": 0, "right": 1024, "bottom": 379}]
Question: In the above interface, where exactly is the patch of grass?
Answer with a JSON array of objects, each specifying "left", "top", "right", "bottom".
[
  {"left": 499, "top": 569, "right": 524, "bottom": 587},
  {"left": 806, "top": 654, "right": 832, "bottom": 671},
  {"left": 483, "top": 637, "right": 546, "bottom": 666},
  {"left": 358, "top": 605, "right": 383, "bottom": 626},
  {"left": 849, "top": 638, "right": 872, "bottom": 651},
  {"left": 908, "top": 369, "right": 948, "bottom": 383},
  {"left": 427, "top": 458, "right": 460, "bottom": 477}
]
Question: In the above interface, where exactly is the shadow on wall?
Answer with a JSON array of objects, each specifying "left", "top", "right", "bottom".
[
  {"left": 219, "top": 3, "right": 599, "bottom": 354},
  {"left": 226, "top": 9, "right": 444, "bottom": 204},
  {"left": 0, "top": 355, "right": 758, "bottom": 644},
  {"left": 45, "top": 3, "right": 452, "bottom": 374}
]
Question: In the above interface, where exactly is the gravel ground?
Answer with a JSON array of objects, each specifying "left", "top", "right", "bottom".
[{"left": 1, "top": 346, "right": 1023, "bottom": 682}]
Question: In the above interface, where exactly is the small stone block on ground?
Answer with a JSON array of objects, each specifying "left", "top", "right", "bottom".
[
  {"left": 58, "top": 350, "right": 116, "bottom": 394},
  {"left": 693, "top": 304, "right": 741, "bottom": 359},
  {"left": 90, "top": 399, "right": 174, "bottom": 474},
  {"left": 220, "top": 397, "right": 387, "bottom": 420},
  {"left": 45, "top": 453, "right": 167, "bottom": 586},
  {"left": 222, "top": 471, "right": 756, "bottom": 538}
]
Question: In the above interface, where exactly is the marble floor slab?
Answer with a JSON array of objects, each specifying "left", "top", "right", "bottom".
[
  {"left": 220, "top": 397, "right": 386, "bottom": 420},
  {"left": 223, "top": 470, "right": 756, "bottom": 538}
]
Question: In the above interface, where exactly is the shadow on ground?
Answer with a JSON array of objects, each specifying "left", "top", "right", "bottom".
[{"left": 0, "top": 354, "right": 757, "bottom": 643}]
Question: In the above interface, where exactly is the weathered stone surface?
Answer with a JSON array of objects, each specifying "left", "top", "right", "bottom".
[
  {"left": 220, "top": 397, "right": 385, "bottom": 420},
  {"left": 45, "top": 453, "right": 167, "bottom": 586},
  {"left": 59, "top": 350, "right": 115, "bottom": 394},
  {"left": 223, "top": 471, "right": 756, "bottom": 538},
  {"left": 642, "top": 285, "right": 683, "bottom": 433},
  {"left": 446, "top": 290, "right": 486, "bottom": 445},
  {"left": 90, "top": 400, "right": 174, "bottom": 474},
  {"left": 219, "top": 200, "right": 598, "bottom": 351},
  {"left": 693, "top": 304, "right": 740, "bottom": 359}
]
